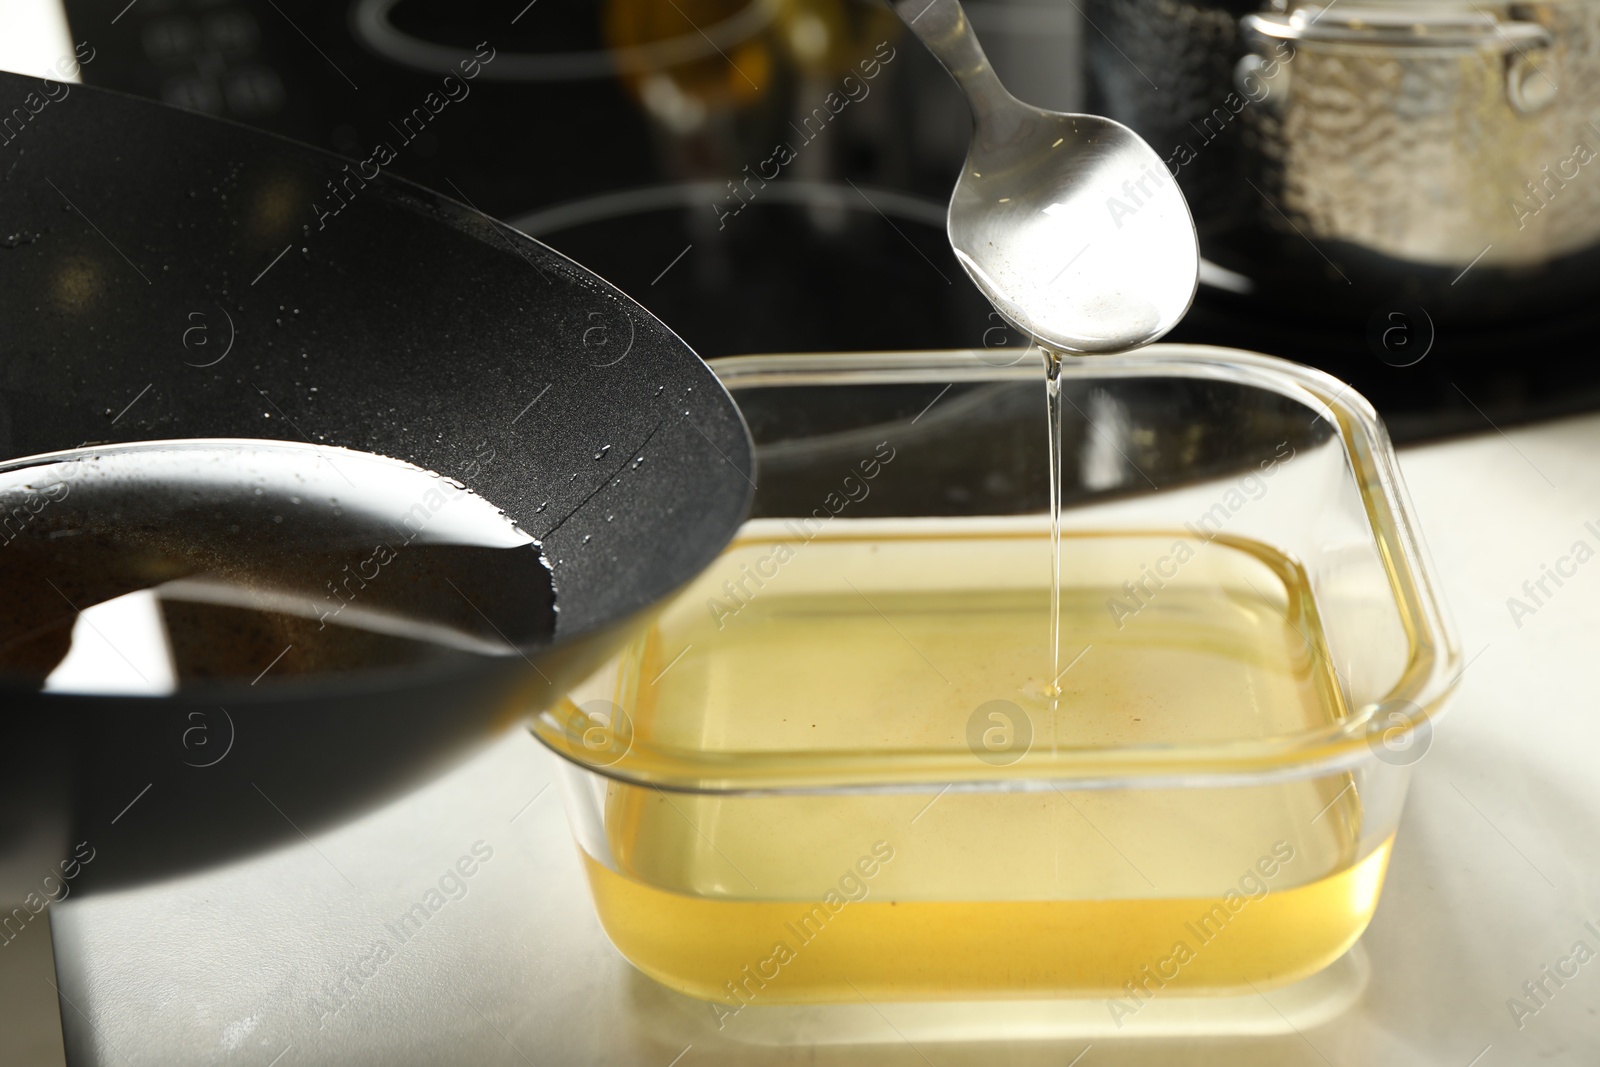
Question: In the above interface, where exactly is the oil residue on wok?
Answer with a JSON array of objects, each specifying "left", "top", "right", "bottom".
[{"left": 0, "top": 441, "right": 555, "bottom": 693}]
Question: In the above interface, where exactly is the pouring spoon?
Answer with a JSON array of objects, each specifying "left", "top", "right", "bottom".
[{"left": 893, "top": 0, "right": 1199, "bottom": 353}]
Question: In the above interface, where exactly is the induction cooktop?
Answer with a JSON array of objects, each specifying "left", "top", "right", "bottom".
[{"left": 56, "top": 0, "right": 1600, "bottom": 443}]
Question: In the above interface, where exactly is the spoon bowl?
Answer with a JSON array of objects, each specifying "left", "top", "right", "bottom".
[{"left": 896, "top": 0, "right": 1198, "bottom": 353}]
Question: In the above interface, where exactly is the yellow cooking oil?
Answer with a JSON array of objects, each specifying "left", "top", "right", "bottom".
[{"left": 574, "top": 519, "right": 1388, "bottom": 1003}]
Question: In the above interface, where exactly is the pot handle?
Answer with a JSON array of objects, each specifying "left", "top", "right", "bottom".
[
  {"left": 1242, "top": 7, "right": 1550, "bottom": 50},
  {"left": 1240, "top": 7, "right": 1557, "bottom": 114}
]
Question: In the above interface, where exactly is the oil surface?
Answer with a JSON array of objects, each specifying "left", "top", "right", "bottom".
[
  {"left": 578, "top": 520, "right": 1381, "bottom": 1002},
  {"left": 0, "top": 441, "right": 553, "bottom": 692}
]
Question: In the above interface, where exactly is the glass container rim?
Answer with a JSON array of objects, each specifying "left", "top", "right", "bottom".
[{"left": 532, "top": 344, "right": 1462, "bottom": 794}]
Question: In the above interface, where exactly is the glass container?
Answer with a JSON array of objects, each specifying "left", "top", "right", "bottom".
[{"left": 533, "top": 345, "right": 1460, "bottom": 1011}]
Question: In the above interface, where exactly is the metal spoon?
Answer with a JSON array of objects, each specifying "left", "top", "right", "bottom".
[{"left": 894, "top": 0, "right": 1198, "bottom": 353}]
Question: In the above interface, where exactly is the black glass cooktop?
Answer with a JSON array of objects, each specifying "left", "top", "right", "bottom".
[{"left": 60, "top": 0, "right": 1600, "bottom": 443}]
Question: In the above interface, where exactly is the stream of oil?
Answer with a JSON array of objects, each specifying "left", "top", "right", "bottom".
[{"left": 1043, "top": 346, "right": 1066, "bottom": 695}]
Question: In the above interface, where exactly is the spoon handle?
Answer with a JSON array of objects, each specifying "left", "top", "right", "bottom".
[{"left": 890, "top": 0, "right": 1013, "bottom": 121}]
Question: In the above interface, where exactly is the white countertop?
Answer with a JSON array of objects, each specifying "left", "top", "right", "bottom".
[{"left": 18, "top": 410, "right": 1600, "bottom": 1066}]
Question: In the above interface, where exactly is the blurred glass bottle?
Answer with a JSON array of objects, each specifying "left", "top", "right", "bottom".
[{"left": 601, "top": 0, "right": 900, "bottom": 183}]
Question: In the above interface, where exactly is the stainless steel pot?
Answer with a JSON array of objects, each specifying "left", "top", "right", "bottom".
[{"left": 1086, "top": 0, "right": 1600, "bottom": 317}]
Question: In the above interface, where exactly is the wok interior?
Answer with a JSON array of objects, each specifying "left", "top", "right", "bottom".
[{"left": 0, "top": 70, "right": 753, "bottom": 887}]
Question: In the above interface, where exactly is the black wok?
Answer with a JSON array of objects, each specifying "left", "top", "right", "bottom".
[{"left": 0, "top": 71, "right": 753, "bottom": 892}]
